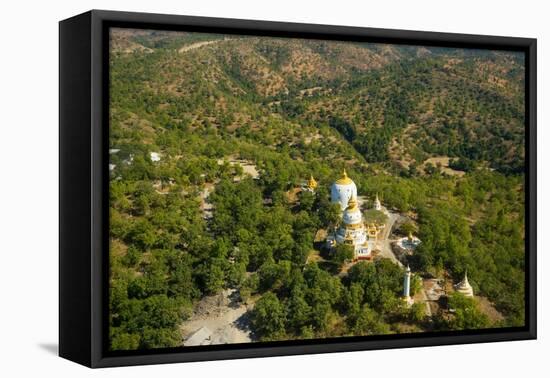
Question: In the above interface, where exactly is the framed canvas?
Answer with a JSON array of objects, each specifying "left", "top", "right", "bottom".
[{"left": 59, "top": 10, "right": 537, "bottom": 368}]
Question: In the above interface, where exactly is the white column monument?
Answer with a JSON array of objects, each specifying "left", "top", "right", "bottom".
[{"left": 403, "top": 265, "right": 414, "bottom": 306}]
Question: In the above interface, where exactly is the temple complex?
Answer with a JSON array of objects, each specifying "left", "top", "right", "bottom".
[{"left": 327, "top": 170, "right": 377, "bottom": 260}]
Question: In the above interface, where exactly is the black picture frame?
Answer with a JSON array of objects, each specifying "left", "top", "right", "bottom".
[{"left": 59, "top": 9, "right": 537, "bottom": 368}]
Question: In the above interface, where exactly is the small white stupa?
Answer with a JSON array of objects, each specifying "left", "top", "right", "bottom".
[
  {"left": 396, "top": 231, "right": 421, "bottom": 251},
  {"left": 150, "top": 152, "right": 161, "bottom": 162},
  {"left": 373, "top": 193, "right": 382, "bottom": 211},
  {"left": 454, "top": 271, "right": 474, "bottom": 297}
]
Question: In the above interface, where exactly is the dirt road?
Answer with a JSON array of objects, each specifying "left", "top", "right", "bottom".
[
  {"left": 178, "top": 39, "right": 222, "bottom": 53},
  {"left": 180, "top": 289, "right": 253, "bottom": 346},
  {"left": 377, "top": 209, "right": 403, "bottom": 266}
]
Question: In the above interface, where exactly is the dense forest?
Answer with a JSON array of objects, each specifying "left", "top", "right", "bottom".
[{"left": 108, "top": 29, "right": 525, "bottom": 350}]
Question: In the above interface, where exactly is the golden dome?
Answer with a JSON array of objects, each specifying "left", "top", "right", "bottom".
[
  {"left": 307, "top": 174, "right": 318, "bottom": 189},
  {"left": 335, "top": 168, "right": 354, "bottom": 185}
]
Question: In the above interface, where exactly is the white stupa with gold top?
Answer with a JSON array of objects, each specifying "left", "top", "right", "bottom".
[
  {"left": 454, "top": 271, "right": 474, "bottom": 297},
  {"left": 328, "top": 195, "right": 371, "bottom": 260},
  {"left": 331, "top": 169, "right": 358, "bottom": 211}
]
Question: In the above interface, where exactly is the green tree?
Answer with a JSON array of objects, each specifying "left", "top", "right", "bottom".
[
  {"left": 202, "top": 258, "right": 226, "bottom": 295},
  {"left": 363, "top": 209, "right": 388, "bottom": 225},
  {"left": 447, "top": 292, "right": 490, "bottom": 330},
  {"left": 299, "top": 190, "right": 315, "bottom": 211},
  {"left": 252, "top": 292, "right": 287, "bottom": 340},
  {"left": 110, "top": 328, "right": 140, "bottom": 351},
  {"left": 331, "top": 243, "right": 355, "bottom": 269},
  {"left": 287, "top": 288, "right": 312, "bottom": 332},
  {"left": 408, "top": 302, "right": 426, "bottom": 323},
  {"left": 352, "top": 305, "right": 390, "bottom": 335}
]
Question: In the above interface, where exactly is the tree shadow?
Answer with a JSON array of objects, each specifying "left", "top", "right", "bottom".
[
  {"left": 235, "top": 311, "right": 257, "bottom": 341},
  {"left": 318, "top": 260, "right": 340, "bottom": 275},
  {"left": 228, "top": 289, "right": 242, "bottom": 309}
]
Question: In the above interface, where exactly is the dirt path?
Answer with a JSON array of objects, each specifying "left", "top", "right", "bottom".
[
  {"left": 178, "top": 39, "right": 222, "bottom": 53},
  {"left": 199, "top": 183, "right": 215, "bottom": 220},
  {"left": 419, "top": 285, "right": 433, "bottom": 317},
  {"left": 180, "top": 289, "right": 254, "bottom": 346},
  {"left": 178, "top": 38, "right": 243, "bottom": 54},
  {"left": 377, "top": 210, "right": 403, "bottom": 266}
]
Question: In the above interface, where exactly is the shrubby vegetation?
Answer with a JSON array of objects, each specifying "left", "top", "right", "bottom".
[{"left": 108, "top": 30, "right": 526, "bottom": 350}]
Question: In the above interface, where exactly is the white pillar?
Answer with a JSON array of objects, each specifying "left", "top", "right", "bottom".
[{"left": 403, "top": 265, "right": 411, "bottom": 298}]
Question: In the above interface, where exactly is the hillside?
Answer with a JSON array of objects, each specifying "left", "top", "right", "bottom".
[{"left": 110, "top": 29, "right": 524, "bottom": 174}]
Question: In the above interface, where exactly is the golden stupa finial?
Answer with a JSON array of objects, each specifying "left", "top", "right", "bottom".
[
  {"left": 347, "top": 195, "right": 358, "bottom": 210},
  {"left": 307, "top": 174, "right": 318, "bottom": 189},
  {"left": 408, "top": 231, "right": 413, "bottom": 241},
  {"left": 336, "top": 168, "right": 353, "bottom": 185}
]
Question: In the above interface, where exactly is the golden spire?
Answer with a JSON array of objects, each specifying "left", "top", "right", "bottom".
[
  {"left": 408, "top": 231, "right": 413, "bottom": 241},
  {"left": 307, "top": 174, "right": 318, "bottom": 189},
  {"left": 335, "top": 168, "right": 353, "bottom": 185},
  {"left": 346, "top": 195, "right": 359, "bottom": 211}
]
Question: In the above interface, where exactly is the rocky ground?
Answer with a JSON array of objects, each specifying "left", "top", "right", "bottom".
[{"left": 180, "top": 289, "right": 255, "bottom": 346}]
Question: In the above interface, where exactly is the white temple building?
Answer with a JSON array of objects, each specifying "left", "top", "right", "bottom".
[{"left": 454, "top": 271, "right": 474, "bottom": 297}]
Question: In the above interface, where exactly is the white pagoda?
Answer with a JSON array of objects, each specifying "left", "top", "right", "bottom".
[
  {"left": 331, "top": 169, "right": 357, "bottom": 211},
  {"left": 454, "top": 271, "right": 474, "bottom": 297},
  {"left": 373, "top": 193, "right": 382, "bottom": 211}
]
